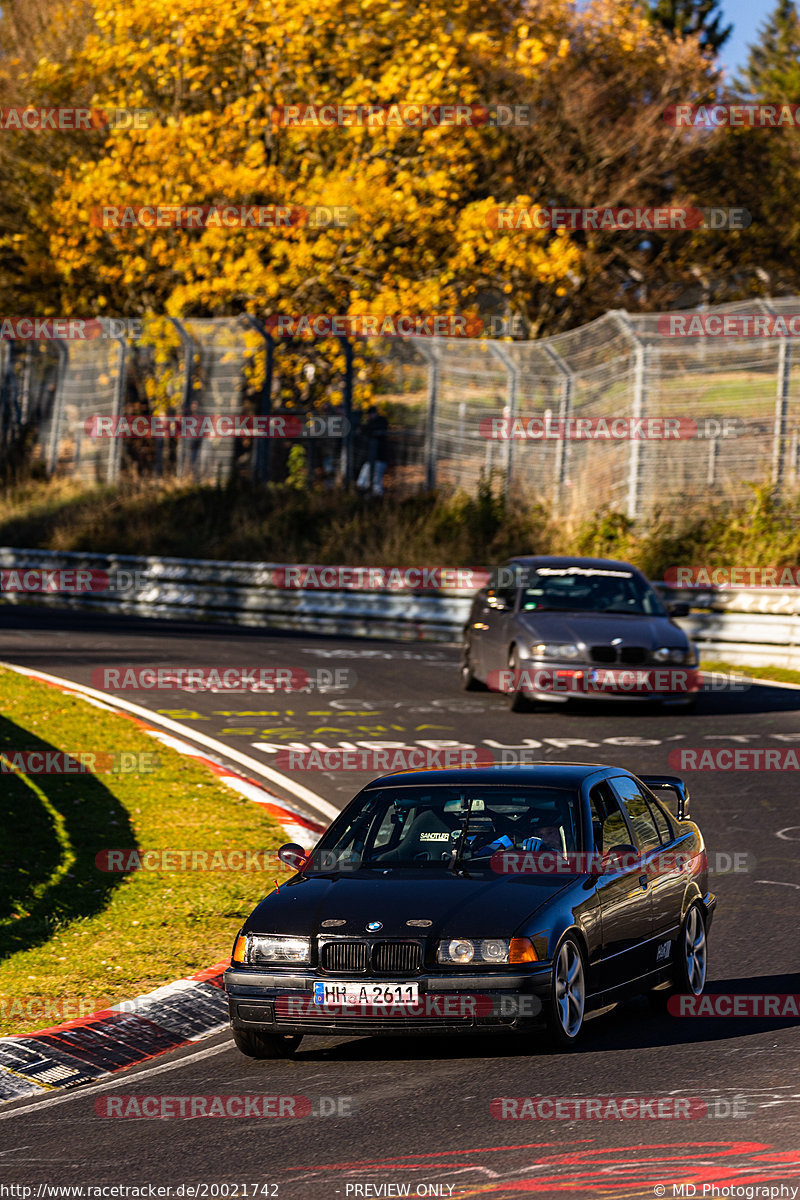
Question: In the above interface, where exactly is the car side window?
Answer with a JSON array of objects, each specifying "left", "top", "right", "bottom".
[
  {"left": 588, "top": 782, "right": 631, "bottom": 853},
  {"left": 640, "top": 786, "right": 674, "bottom": 844},
  {"left": 610, "top": 777, "right": 662, "bottom": 853}
]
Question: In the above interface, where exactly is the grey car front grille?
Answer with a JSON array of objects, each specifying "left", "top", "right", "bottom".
[{"left": 590, "top": 645, "right": 648, "bottom": 665}]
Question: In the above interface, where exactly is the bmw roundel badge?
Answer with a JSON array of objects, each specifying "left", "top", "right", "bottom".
[{"left": 366, "top": 920, "right": 383, "bottom": 932}]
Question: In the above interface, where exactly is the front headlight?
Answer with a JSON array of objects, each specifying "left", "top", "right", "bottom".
[
  {"left": 532, "top": 642, "right": 581, "bottom": 660},
  {"left": 437, "top": 937, "right": 510, "bottom": 965},
  {"left": 244, "top": 934, "right": 311, "bottom": 964},
  {"left": 653, "top": 647, "right": 695, "bottom": 665}
]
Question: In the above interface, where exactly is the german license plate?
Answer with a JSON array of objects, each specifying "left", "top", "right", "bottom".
[{"left": 313, "top": 981, "right": 419, "bottom": 1006}]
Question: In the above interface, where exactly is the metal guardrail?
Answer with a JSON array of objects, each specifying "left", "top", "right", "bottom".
[
  {"left": 0, "top": 547, "right": 798, "bottom": 666},
  {"left": 0, "top": 547, "right": 472, "bottom": 642}
]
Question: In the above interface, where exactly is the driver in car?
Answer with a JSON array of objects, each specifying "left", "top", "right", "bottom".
[{"left": 520, "top": 823, "right": 564, "bottom": 852}]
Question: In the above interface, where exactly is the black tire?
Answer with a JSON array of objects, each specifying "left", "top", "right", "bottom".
[
  {"left": 543, "top": 936, "right": 587, "bottom": 1047},
  {"left": 460, "top": 640, "right": 484, "bottom": 691},
  {"left": 232, "top": 1029, "right": 302, "bottom": 1059},
  {"left": 673, "top": 904, "right": 708, "bottom": 996},
  {"left": 507, "top": 648, "right": 534, "bottom": 712}
]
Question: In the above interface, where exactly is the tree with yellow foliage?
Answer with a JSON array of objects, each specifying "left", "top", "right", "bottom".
[{"left": 1, "top": 0, "right": 716, "bottom": 332}]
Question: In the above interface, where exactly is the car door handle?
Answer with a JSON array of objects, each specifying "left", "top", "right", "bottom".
[{"left": 638, "top": 874, "right": 648, "bottom": 890}]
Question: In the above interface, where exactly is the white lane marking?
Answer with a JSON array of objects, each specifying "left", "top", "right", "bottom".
[
  {"left": 0, "top": 661, "right": 338, "bottom": 823},
  {"left": 778, "top": 827, "right": 800, "bottom": 841},
  {"left": 755, "top": 879, "right": 800, "bottom": 889},
  {"left": 142, "top": 730, "right": 213, "bottom": 756},
  {"left": 0, "top": 1038, "right": 235, "bottom": 1121}
]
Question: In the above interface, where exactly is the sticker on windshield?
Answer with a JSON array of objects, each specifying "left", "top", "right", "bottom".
[{"left": 536, "top": 567, "right": 632, "bottom": 578}]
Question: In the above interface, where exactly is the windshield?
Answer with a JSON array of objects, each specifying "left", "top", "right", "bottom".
[
  {"left": 518, "top": 565, "right": 666, "bottom": 616},
  {"left": 308, "top": 784, "right": 583, "bottom": 871}
]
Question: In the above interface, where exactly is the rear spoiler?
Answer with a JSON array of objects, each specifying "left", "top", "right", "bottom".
[{"left": 639, "top": 775, "right": 690, "bottom": 821}]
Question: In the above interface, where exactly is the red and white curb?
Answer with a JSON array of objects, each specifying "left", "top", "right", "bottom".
[{"left": 0, "top": 662, "right": 331, "bottom": 1104}]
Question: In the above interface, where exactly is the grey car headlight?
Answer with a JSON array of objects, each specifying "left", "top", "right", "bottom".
[
  {"left": 653, "top": 647, "right": 696, "bottom": 665},
  {"left": 246, "top": 935, "right": 311, "bottom": 964},
  {"left": 437, "top": 938, "right": 510, "bottom": 965},
  {"left": 532, "top": 642, "right": 581, "bottom": 660}
]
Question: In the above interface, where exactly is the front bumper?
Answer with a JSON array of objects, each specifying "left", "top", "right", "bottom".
[
  {"left": 224, "top": 966, "right": 552, "bottom": 1037},
  {"left": 514, "top": 663, "right": 700, "bottom": 702}
]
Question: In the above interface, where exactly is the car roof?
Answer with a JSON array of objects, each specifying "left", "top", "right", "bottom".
[
  {"left": 504, "top": 554, "right": 643, "bottom": 574},
  {"left": 362, "top": 762, "right": 622, "bottom": 790}
]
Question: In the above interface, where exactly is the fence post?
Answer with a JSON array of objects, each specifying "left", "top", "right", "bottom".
[
  {"left": 19, "top": 342, "right": 32, "bottom": 422},
  {"left": 488, "top": 343, "right": 519, "bottom": 497},
  {"left": 543, "top": 345, "right": 574, "bottom": 514},
  {"left": 46, "top": 340, "right": 69, "bottom": 476},
  {"left": 337, "top": 335, "right": 354, "bottom": 484},
  {"left": 756, "top": 301, "right": 789, "bottom": 493},
  {"left": 707, "top": 434, "right": 718, "bottom": 486},
  {"left": 612, "top": 312, "right": 648, "bottom": 521},
  {"left": 774, "top": 339, "right": 790, "bottom": 493},
  {"left": 790, "top": 428, "right": 799, "bottom": 490},
  {"left": 243, "top": 315, "right": 273, "bottom": 483},
  {"left": 0, "top": 342, "right": 19, "bottom": 450},
  {"left": 168, "top": 318, "right": 196, "bottom": 478},
  {"left": 107, "top": 334, "right": 128, "bottom": 484},
  {"left": 415, "top": 341, "right": 439, "bottom": 490}
]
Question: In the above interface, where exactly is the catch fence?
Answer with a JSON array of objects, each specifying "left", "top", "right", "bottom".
[{"left": 1, "top": 298, "right": 798, "bottom": 521}]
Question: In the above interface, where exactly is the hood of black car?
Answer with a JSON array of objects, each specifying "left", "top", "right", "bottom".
[{"left": 241, "top": 871, "right": 572, "bottom": 940}]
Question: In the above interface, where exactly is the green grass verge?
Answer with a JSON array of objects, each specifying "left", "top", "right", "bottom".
[
  {"left": 0, "top": 667, "right": 290, "bottom": 1037},
  {"left": 701, "top": 658, "right": 800, "bottom": 687}
]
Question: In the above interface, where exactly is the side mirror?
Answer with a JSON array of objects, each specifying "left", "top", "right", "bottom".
[
  {"left": 668, "top": 601, "right": 690, "bottom": 618},
  {"left": 278, "top": 843, "right": 308, "bottom": 871}
]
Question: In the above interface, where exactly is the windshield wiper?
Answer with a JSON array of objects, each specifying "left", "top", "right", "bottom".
[{"left": 450, "top": 793, "right": 477, "bottom": 876}]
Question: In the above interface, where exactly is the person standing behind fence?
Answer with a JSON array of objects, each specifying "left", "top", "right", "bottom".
[{"left": 356, "top": 404, "right": 389, "bottom": 496}]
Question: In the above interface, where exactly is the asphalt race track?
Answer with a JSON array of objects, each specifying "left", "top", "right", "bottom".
[{"left": 1, "top": 607, "right": 799, "bottom": 1199}]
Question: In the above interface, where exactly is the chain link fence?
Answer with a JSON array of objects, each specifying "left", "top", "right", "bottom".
[{"left": 1, "top": 299, "right": 798, "bottom": 520}]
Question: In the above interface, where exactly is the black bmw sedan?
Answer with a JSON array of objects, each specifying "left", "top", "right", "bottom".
[
  {"left": 225, "top": 763, "right": 715, "bottom": 1057},
  {"left": 461, "top": 555, "right": 698, "bottom": 710}
]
